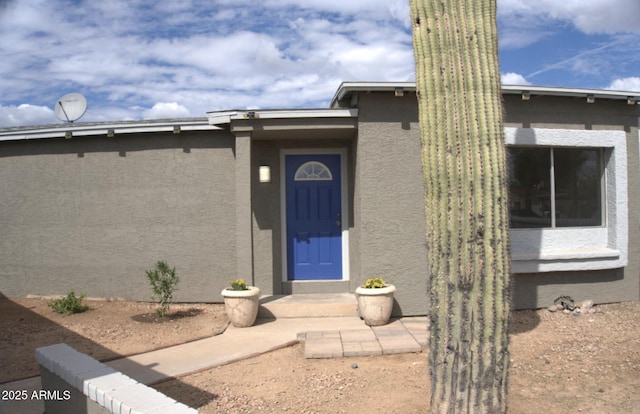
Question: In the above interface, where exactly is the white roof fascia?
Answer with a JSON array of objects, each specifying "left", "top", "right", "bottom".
[
  {"left": 206, "top": 111, "right": 240, "bottom": 125},
  {"left": 331, "top": 81, "right": 416, "bottom": 104},
  {"left": 501, "top": 85, "right": 640, "bottom": 101},
  {"left": 208, "top": 108, "right": 358, "bottom": 126},
  {"left": 0, "top": 119, "right": 220, "bottom": 142},
  {"left": 331, "top": 81, "right": 639, "bottom": 106}
]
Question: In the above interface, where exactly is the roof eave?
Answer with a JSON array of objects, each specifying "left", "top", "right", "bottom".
[
  {"left": 0, "top": 118, "right": 218, "bottom": 142},
  {"left": 207, "top": 108, "right": 359, "bottom": 126},
  {"left": 331, "top": 81, "right": 640, "bottom": 107},
  {"left": 501, "top": 85, "right": 639, "bottom": 102},
  {"left": 331, "top": 81, "right": 417, "bottom": 106}
]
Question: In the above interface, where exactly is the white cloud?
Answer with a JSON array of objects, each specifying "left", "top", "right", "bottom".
[
  {"left": 547, "top": 1, "right": 640, "bottom": 34},
  {"left": 501, "top": 73, "right": 532, "bottom": 86},
  {"left": 0, "top": 104, "right": 57, "bottom": 128},
  {"left": 143, "top": 103, "right": 192, "bottom": 120},
  {"left": 499, "top": 29, "right": 552, "bottom": 50},
  {"left": 0, "top": 0, "right": 417, "bottom": 128},
  {"left": 498, "top": 0, "right": 640, "bottom": 35},
  {"left": 0, "top": 0, "right": 637, "bottom": 128},
  {"left": 607, "top": 77, "right": 640, "bottom": 92},
  {"left": 216, "top": 0, "right": 410, "bottom": 25}
]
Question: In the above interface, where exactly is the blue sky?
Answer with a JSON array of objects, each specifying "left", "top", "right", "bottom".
[{"left": 1, "top": 0, "right": 638, "bottom": 127}]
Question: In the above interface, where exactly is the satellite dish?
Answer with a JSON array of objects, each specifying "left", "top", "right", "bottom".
[{"left": 54, "top": 93, "right": 87, "bottom": 123}]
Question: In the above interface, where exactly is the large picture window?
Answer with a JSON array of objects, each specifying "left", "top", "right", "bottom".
[
  {"left": 505, "top": 128, "right": 626, "bottom": 273},
  {"left": 508, "top": 147, "right": 603, "bottom": 229}
]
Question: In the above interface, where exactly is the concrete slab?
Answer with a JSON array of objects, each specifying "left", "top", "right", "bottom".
[
  {"left": 340, "top": 329, "right": 377, "bottom": 342},
  {"left": 377, "top": 335, "right": 422, "bottom": 355},
  {"left": 342, "top": 340, "right": 382, "bottom": 357},
  {"left": 400, "top": 317, "right": 430, "bottom": 348},
  {"left": 107, "top": 317, "right": 360, "bottom": 384},
  {"left": 371, "top": 319, "right": 409, "bottom": 336},
  {"left": 259, "top": 293, "right": 358, "bottom": 318},
  {"left": 306, "top": 330, "right": 341, "bottom": 339},
  {"left": 304, "top": 337, "right": 344, "bottom": 358},
  {"left": 1, "top": 315, "right": 427, "bottom": 414},
  {"left": 301, "top": 317, "right": 427, "bottom": 359},
  {"left": 401, "top": 316, "right": 430, "bottom": 325}
]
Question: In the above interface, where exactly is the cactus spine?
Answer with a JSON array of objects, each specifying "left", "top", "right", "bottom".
[{"left": 410, "top": 0, "right": 511, "bottom": 413}]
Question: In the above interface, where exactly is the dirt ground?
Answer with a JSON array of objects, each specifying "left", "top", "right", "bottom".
[
  {"left": 0, "top": 297, "right": 228, "bottom": 384},
  {"left": 1, "top": 297, "right": 639, "bottom": 413}
]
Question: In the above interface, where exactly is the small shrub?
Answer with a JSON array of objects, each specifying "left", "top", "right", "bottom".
[
  {"left": 146, "top": 261, "right": 180, "bottom": 317},
  {"left": 362, "top": 277, "right": 386, "bottom": 289},
  {"left": 48, "top": 291, "right": 89, "bottom": 315},
  {"left": 230, "top": 278, "right": 248, "bottom": 291}
]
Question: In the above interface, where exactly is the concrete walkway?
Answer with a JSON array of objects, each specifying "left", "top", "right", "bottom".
[{"left": 0, "top": 316, "right": 428, "bottom": 414}]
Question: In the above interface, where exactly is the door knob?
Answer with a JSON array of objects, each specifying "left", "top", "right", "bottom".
[{"left": 336, "top": 220, "right": 341, "bottom": 226}]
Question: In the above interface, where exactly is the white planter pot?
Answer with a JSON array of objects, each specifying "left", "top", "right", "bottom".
[
  {"left": 221, "top": 286, "right": 261, "bottom": 327},
  {"left": 355, "top": 284, "right": 396, "bottom": 326}
]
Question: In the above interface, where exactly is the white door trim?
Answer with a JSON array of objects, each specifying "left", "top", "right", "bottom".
[{"left": 280, "top": 148, "right": 350, "bottom": 282}]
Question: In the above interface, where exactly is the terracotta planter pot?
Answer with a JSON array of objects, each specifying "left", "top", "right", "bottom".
[
  {"left": 355, "top": 284, "right": 396, "bottom": 326},
  {"left": 221, "top": 286, "right": 261, "bottom": 327}
]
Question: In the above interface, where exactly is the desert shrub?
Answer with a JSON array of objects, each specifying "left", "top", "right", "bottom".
[
  {"left": 48, "top": 290, "right": 89, "bottom": 315},
  {"left": 146, "top": 260, "right": 180, "bottom": 317}
]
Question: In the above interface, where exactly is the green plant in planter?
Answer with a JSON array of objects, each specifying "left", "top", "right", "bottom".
[
  {"left": 230, "top": 278, "right": 248, "bottom": 291},
  {"left": 48, "top": 290, "right": 89, "bottom": 315},
  {"left": 146, "top": 260, "right": 179, "bottom": 317},
  {"left": 362, "top": 277, "right": 386, "bottom": 289}
]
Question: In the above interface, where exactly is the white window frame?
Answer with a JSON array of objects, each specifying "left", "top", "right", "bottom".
[
  {"left": 508, "top": 147, "right": 605, "bottom": 229},
  {"left": 505, "top": 127, "right": 628, "bottom": 273}
]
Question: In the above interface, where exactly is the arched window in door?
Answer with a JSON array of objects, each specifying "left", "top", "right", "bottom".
[{"left": 294, "top": 161, "right": 333, "bottom": 181}]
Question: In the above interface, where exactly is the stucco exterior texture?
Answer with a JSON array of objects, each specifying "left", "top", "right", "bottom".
[
  {"left": 1, "top": 89, "right": 639, "bottom": 315},
  {"left": 502, "top": 94, "right": 640, "bottom": 308},
  {"left": 1, "top": 132, "right": 237, "bottom": 303}
]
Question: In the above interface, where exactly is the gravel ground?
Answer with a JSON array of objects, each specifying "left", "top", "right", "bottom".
[
  {"left": 154, "top": 301, "right": 640, "bottom": 414},
  {"left": 0, "top": 297, "right": 227, "bottom": 384},
  {"left": 2, "top": 297, "right": 639, "bottom": 413}
]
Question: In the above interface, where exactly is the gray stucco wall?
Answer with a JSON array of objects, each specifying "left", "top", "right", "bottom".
[
  {"left": 0, "top": 131, "right": 236, "bottom": 302},
  {"left": 2, "top": 93, "right": 636, "bottom": 313},
  {"left": 251, "top": 139, "right": 281, "bottom": 294},
  {"left": 353, "top": 92, "right": 639, "bottom": 312},
  {"left": 355, "top": 93, "right": 429, "bottom": 316},
  {"left": 504, "top": 95, "right": 640, "bottom": 308}
]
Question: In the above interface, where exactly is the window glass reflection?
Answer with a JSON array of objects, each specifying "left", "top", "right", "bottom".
[
  {"left": 508, "top": 148, "right": 552, "bottom": 228},
  {"left": 554, "top": 148, "right": 602, "bottom": 227}
]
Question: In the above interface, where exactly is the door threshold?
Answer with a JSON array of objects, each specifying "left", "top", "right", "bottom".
[
  {"left": 281, "top": 280, "right": 350, "bottom": 294},
  {"left": 259, "top": 292, "right": 357, "bottom": 318}
]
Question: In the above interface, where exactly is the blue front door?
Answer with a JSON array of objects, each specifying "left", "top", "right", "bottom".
[{"left": 286, "top": 154, "right": 342, "bottom": 280}]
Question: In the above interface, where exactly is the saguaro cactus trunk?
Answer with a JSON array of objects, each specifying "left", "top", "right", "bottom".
[{"left": 409, "top": 1, "right": 511, "bottom": 413}]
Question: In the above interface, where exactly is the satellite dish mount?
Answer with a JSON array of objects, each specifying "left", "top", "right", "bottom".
[{"left": 54, "top": 93, "right": 87, "bottom": 123}]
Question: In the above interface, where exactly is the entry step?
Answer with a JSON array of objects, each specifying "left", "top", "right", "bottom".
[{"left": 258, "top": 293, "right": 358, "bottom": 318}]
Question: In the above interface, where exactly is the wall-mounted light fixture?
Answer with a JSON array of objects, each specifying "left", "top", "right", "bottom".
[
  {"left": 173, "top": 126, "right": 181, "bottom": 134},
  {"left": 107, "top": 129, "right": 115, "bottom": 138},
  {"left": 394, "top": 87, "right": 404, "bottom": 97},
  {"left": 521, "top": 91, "right": 531, "bottom": 101},
  {"left": 586, "top": 94, "right": 596, "bottom": 104},
  {"left": 259, "top": 165, "right": 271, "bottom": 183},
  {"left": 245, "top": 111, "right": 258, "bottom": 119},
  {"left": 628, "top": 96, "right": 638, "bottom": 105},
  {"left": 65, "top": 131, "right": 72, "bottom": 139}
]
